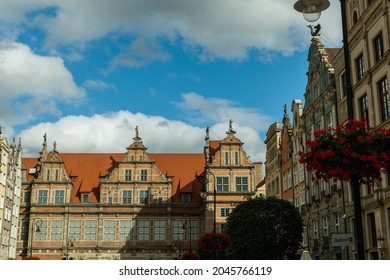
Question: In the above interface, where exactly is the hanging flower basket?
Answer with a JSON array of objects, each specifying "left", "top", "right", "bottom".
[{"left": 299, "top": 119, "right": 390, "bottom": 184}]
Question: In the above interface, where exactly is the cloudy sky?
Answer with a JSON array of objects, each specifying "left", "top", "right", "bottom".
[{"left": 0, "top": 0, "right": 342, "bottom": 162}]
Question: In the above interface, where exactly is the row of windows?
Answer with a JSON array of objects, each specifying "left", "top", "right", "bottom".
[
  {"left": 215, "top": 176, "right": 249, "bottom": 192},
  {"left": 223, "top": 151, "right": 241, "bottom": 165},
  {"left": 22, "top": 219, "right": 200, "bottom": 242},
  {"left": 358, "top": 76, "right": 389, "bottom": 123},
  {"left": 312, "top": 212, "right": 341, "bottom": 240}
]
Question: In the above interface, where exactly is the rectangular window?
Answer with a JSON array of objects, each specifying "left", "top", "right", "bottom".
[
  {"left": 181, "top": 193, "right": 191, "bottom": 203},
  {"left": 125, "top": 169, "right": 132, "bottom": 181},
  {"left": 122, "top": 190, "right": 132, "bottom": 204},
  {"left": 235, "top": 177, "right": 248, "bottom": 192},
  {"left": 221, "top": 208, "right": 231, "bottom": 217},
  {"left": 69, "top": 220, "right": 81, "bottom": 240},
  {"left": 314, "top": 83, "right": 320, "bottom": 98},
  {"left": 81, "top": 193, "right": 89, "bottom": 203},
  {"left": 24, "top": 191, "right": 31, "bottom": 204},
  {"left": 367, "top": 213, "right": 377, "bottom": 247},
  {"left": 119, "top": 220, "right": 132, "bottom": 241},
  {"left": 288, "top": 169, "right": 292, "bottom": 188},
  {"left": 51, "top": 220, "right": 63, "bottom": 240},
  {"left": 153, "top": 220, "right": 166, "bottom": 241},
  {"left": 313, "top": 220, "right": 318, "bottom": 239},
  {"left": 104, "top": 220, "right": 116, "bottom": 241},
  {"left": 189, "top": 220, "right": 199, "bottom": 241},
  {"left": 373, "top": 32, "right": 384, "bottom": 62},
  {"left": 356, "top": 54, "right": 365, "bottom": 80},
  {"left": 137, "top": 220, "right": 150, "bottom": 241},
  {"left": 37, "top": 190, "right": 48, "bottom": 204},
  {"left": 216, "top": 177, "right": 229, "bottom": 192},
  {"left": 85, "top": 220, "right": 97, "bottom": 241},
  {"left": 35, "top": 220, "right": 47, "bottom": 241},
  {"left": 55, "top": 169, "right": 59, "bottom": 181},
  {"left": 54, "top": 190, "right": 65, "bottom": 204},
  {"left": 299, "top": 164, "right": 304, "bottom": 182},
  {"left": 378, "top": 77, "right": 389, "bottom": 121},
  {"left": 234, "top": 151, "right": 239, "bottom": 165},
  {"left": 293, "top": 165, "right": 298, "bottom": 186},
  {"left": 20, "top": 221, "right": 29, "bottom": 241},
  {"left": 46, "top": 169, "right": 51, "bottom": 181},
  {"left": 139, "top": 190, "right": 149, "bottom": 204},
  {"left": 326, "top": 111, "right": 333, "bottom": 129},
  {"left": 359, "top": 94, "right": 369, "bottom": 124},
  {"left": 333, "top": 212, "right": 340, "bottom": 234},
  {"left": 140, "top": 170, "right": 147, "bottom": 181},
  {"left": 225, "top": 152, "right": 229, "bottom": 165},
  {"left": 340, "top": 72, "right": 347, "bottom": 99},
  {"left": 172, "top": 220, "right": 184, "bottom": 241},
  {"left": 322, "top": 216, "right": 329, "bottom": 237},
  {"left": 283, "top": 172, "right": 287, "bottom": 191}
]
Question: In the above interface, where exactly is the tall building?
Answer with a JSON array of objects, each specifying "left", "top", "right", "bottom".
[
  {"left": 0, "top": 133, "right": 23, "bottom": 260},
  {"left": 332, "top": 0, "right": 390, "bottom": 260},
  {"left": 264, "top": 122, "right": 282, "bottom": 198},
  {"left": 17, "top": 121, "right": 262, "bottom": 260}
]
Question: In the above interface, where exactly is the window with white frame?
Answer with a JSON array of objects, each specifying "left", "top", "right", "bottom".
[
  {"left": 122, "top": 190, "right": 132, "bottom": 204},
  {"left": 283, "top": 172, "right": 287, "bottom": 191},
  {"left": 323, "top": 216, "right": 329, "bottom": 237},
  {"left": 216, "top": 177, "right": 229, "bottom": 192},
  {"left": 139, "top": 190, "right": 149, "bottom": 204},
  {"left": 333, "top": 212, "right": 340, "bottom": 234},
  {"left": 119, "top": 220, "right": 132, "bottom": 241},
  {"left": 69, "top": 220, "right": 81, "bottom": 240},
  {"left": 293, "top": 165, "right": 298, "bottom": 186},
  {"left": 140, "top": 169, "right": 147, "bottom": 181},
  {"left": 221, "top": 208, "right": 231, "bottom": 217},
  {"left": 125, "top": 169, "right": 132, "bottom": 181},
  {"left": 35, "top": 220, "right": 47, "bottom": 241},
  {"left": 235, "top": 177, "right": 248, "bottom": 192},
  {"left": 38, "top": 190, "right": 48, "bottom": 204},
  {"left": 50, "top": 220, "right": 63, "bottom": 240},
  {"left": 54, "top": 190, "right": 65, "bottom": 204},
  {"left": 172, "top": 220, "right": 184, "bottom": 241},
  {"left": 326, "top": 111, "right": 333, "bottom": 129},
  {"left": 299, "top": 164, "right": 304, "bottom": 182},
  {"left": 288, "top": 169, "right": 292, "bottom": 188},
  {"left": 153, "top": 220, "right": 166, "bottom": 241},
  {"left": 85, "top": 220, "right": 97, "bottom": 241},
  {"left": 137, "top": 220, "right": 150, "bottom": 241},
  {"left": 104, "top": 220, "right": 116, "bottom": 240}
]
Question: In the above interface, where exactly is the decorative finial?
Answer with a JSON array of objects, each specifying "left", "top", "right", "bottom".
[
  {"left": 205, "top": 126, "right": 209, "bottom": 140},
  {"left": 229, "top": 119, "right": 233, "bottom": 131},
  {"left": 308, "top": 24, "right": 321, "bottom": 37},
  {"left": 284, "top": 104, "right": 287, "bottom": 114},
  {"left": 135, "top": 126, "right": 139, "bottom": 138},
  {"left": 53, "top": 141, "right": 57, "bottom": 152},
  {"left": 43, "top": 133, "right": 47, "bottom": 147}
]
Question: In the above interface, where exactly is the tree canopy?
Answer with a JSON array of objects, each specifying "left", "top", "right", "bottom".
[{"left": 225, "top": 196, "right": 303, "bottom": 260}]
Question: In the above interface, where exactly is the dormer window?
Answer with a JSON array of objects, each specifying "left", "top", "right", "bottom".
[{"left": 81, "top": 193, "right": 89, "bottom": 203}]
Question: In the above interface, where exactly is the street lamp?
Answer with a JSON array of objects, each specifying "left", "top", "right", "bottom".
[
  {"left": 29, "top": 218, "right": 42, "bottom": 257},
  {"left": 63, "top": 236, "right": 75, "bottom": 260},
  {"left": 293, "top": 0, "right": 330, "bottom": 22},
  {"left": 173, "top": 236, "right": 182, "bottom": 259},
  {"left": 294, "top": 0, "right": 365, "bottom": 260},
  {"left": 199, "top": 171, "right": 217, "bottom": 233},
  {"left": 377, "top": 235, "right": 385, "bottom": 260}
]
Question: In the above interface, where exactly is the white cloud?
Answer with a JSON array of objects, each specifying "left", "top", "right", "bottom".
[
  {"left": 0, "top": 41, "right": 85, "bottom": 129},
  {"left": 18, "top": 108, "right": 266, "bottom": 163},
  {"left": 173, "top": 92, "right": 272, "bottom": 131},
  {"left": 0, "top": 0, "right": 342, "bottom": 61},
  {"left": 83, "top": 79, "right": 117, "bottom": 92}
]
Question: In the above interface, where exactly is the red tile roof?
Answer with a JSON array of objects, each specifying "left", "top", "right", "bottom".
[{"left": 23, "top": 152, "right": 205, "bottom": 203}]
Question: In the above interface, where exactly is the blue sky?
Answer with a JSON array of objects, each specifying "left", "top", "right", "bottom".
[{"left": 0, "top": 0, "right": 342, "bottom": 163}]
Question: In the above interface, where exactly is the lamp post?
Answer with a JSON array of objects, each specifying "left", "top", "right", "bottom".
[
  {"left": 199, "top": 171, "right": 217, "bottom": 233},
  {"left": 64, "top": 236, "right": 75, "bottom": 260},
  {"left": 377, "top": 235, "right": 385, "bottom": 260},
  {"left": 294, "top": 0, "right": 365, "bottom": 260},
  {"left": 29, "top": 218, "right": 42, "bottom": 257}
]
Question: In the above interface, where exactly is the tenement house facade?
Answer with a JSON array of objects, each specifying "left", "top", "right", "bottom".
[
  {"left": 17, "top": 121, "right": 262, "bottom": 260},
  {"left": 264, "top": 122, "right": 282, "bottom": 197},
  {"left": 332, "top": 0, "right": 390, "bottom": 260},
  {"left": 292, "top": 34, "right": 345, "bottom": 260},
  {"left": 0, "top": 133, "right": 23, "bottom": 260}
]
